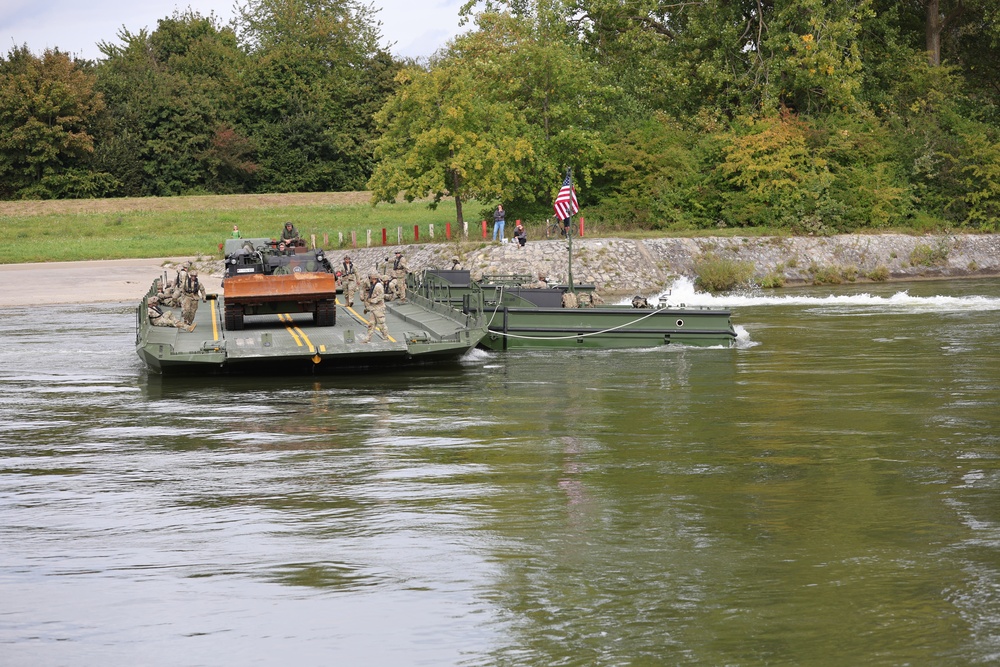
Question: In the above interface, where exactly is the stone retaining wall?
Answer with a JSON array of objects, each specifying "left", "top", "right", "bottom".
[{"left": 197, "top": 233, "right": 1000, "bottom": 296}]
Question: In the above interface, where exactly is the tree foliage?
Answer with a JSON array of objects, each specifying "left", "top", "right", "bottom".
[
  {"left": 4, "top": 0, "right": 1000, "bottom": 234},
  {"left": 370, "top": 8, "right": 609, "bottom": 223},
  {"left": 0, "top": 46, "right": 113, "bottom": 198}
]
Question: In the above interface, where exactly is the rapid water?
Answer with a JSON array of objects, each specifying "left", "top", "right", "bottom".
[{"left": 2, "top": 278, "right": 999, "bottom": 666}]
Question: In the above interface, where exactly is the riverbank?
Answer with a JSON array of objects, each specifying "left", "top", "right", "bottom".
[{"left": 1, "top": 233, "right": 997, "bottom": 306}]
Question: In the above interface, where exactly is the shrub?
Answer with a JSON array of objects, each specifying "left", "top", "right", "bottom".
[
  {"left": 694, "top": 254, "right": 754, "bottom": 292},
  {"left": 757, "top": 272, "right": 786, "bottom": 288},
  {"left": 867, "top": 265, "right": 890, "bottom": 281},
  {"left": 909, "top": 242, "right": 949, "bottom": 267}
]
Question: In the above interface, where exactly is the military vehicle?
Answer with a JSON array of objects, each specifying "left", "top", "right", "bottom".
[
  {"left": 221, "top": 238, "right": 337, "bottom": 330},
  {"left": 415, "top": 270, "right": 737, "bottom": 350},
  {"left": 134, "top": 239, "right": 487, "bottom": 374}
]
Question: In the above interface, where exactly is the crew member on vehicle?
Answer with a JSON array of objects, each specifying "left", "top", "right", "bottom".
[{"left": 280, "top": 221, "right": 300, "bottom": 244}]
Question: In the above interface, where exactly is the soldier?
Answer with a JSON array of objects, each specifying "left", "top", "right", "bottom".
[
  {"left": 361, "top": 271, "right": 389, "bottom": 343},
  {"left": 341, "top": 255, "right": 359, "bottom": 307},
  {"left": 450, "top": 256, "right": 463, "bottom": 270},
  {"left": 561, "top": 291, "right": 578, "bottom": 308},
  {"left": 280, "top": 221, "right": 300, "bottom": 244},
  {"left": 148, "top": 296, "right": 193, "bottom": 331},
  {"left": 181, "top": 269, "right": 207, "bottom": 326},
  {"left": 389, "top": 250, "right": 409, "bottom": 302},
  {"left": 579, "top": 291, "right": 605, "bottom": 308},
  {"left": 527, "top": 271, "right": 548, "bottom": 289}
]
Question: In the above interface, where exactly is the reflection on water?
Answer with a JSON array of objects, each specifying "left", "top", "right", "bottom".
[{"left": 2, "top": 282, "right": 1000, "bottom": 665}]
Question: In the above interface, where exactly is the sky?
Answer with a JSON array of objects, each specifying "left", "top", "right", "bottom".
[{"left": 1, "top": 0, "right": 468, "bottom": 61}]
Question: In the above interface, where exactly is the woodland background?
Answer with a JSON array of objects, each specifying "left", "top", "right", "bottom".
[{"left": 2, "top": 0, "right": 999, "bottom": 233}]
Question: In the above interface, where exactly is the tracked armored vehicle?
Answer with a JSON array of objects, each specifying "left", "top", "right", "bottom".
[{"left": 222, "top": 238, "right": 337, "bottom": 330}]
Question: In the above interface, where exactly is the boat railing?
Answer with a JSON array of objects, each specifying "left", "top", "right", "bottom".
[{"left": 483, "top": 273, "right": 533, "bottom": 286}]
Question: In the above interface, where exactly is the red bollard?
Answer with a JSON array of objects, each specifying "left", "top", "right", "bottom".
[
  {"left": 446, "top": 223, "right": 452, "bottom": 240},
  {"left": 414, "top": 225, "right": 419, "bottom": 242},
  {"left": 579, "top": 215, "right": 585, "bottom": 237},
  {"left": 481, "top": 220, "right": 488, "bottom": 239},
  {"left": 381, "top": 228, "right": 387, "bottom": 245}
]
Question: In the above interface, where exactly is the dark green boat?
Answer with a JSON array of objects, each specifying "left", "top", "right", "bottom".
[
  {"left": 135, "top": 240, "right": 487, "bottom": 374},
  {"left": 416, "top": 270, "right": 737, "bottom": 351}
]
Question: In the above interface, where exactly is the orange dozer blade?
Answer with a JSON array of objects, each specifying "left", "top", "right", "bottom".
[{"left": 225, "top": 273, "right": 338, "bottom": 303}]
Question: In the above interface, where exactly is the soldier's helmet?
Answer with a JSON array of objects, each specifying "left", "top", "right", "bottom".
[
  {"left": 451, "top": 256, "right": 459, "bottom": 262},
  {"left": 369, "top": 271, "right": 379, "bottom": 280},
  {"left": 344, "top": 255, "right": 351, "bottom": 261},
  {"left": 149, "top": 296, "right": 159, "bottom": 304},
  {"left": 189, "top": 270, "right": 198, "bottom": 277},
  {"left": 538, "top": 272, "right": 547, "bottom": 280},
  {"left": 394, "top": 250, "right": 402, "bottom": 255},
  {"left": 285, "top": 222, "right": 293, "bottom": 228}
]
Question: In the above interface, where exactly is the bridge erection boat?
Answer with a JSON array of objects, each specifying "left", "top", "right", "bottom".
[
  {"left": 135, "top": 239, "right": 486, "bottom": 375},
  {"left": 416, "top": 270, "right": 737, "bottom": 351}
]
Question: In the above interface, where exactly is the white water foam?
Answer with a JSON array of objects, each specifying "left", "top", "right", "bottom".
[{"left": 652, "top": 277, "right": 1000, "bottom": 314}]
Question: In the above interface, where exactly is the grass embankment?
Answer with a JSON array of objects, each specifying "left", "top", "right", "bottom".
[
  {"left": 0, "top": 191, "right": 944, "bottom": 265},
  {"left": 0, "top": 193, "right": 484, "bottom": 264}
]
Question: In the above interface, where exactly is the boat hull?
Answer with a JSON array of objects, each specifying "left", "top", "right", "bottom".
[
  {"left": 480, "top": 305, "right": 736, "bottom": 350},
  {"left": 136, "top": 285, "right": 485, "bottom": 375}
]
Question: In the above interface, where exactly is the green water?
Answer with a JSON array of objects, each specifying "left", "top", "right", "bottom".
[{"left": 1, "top": 280, "right": 999, "bottom": 665}]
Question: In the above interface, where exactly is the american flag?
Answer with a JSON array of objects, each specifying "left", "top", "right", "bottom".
[{"left": 553, "top": 171, "right": 579, "bottom": 221}]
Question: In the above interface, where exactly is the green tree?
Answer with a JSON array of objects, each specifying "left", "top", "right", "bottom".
[
  {"left": 94, "top": 13, "right": 249, "bottom": 195},
  {"left": 370, "top": 7, "right": 609, "bottom": 224},
  {"left": 0, "top": 46, "right": 114, "bottom": 199},
  {"left": 234, "top": 0, "right": 398, "bottom": 192}
]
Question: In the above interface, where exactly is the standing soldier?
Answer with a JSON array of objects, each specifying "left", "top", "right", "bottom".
[
  {"left": 361, "top": 271, "right": 389, "bottom": 344},
  {"left": 341, "top": 255, "right": 359, "bottom": 307},
  {"left": 390, "top": 250, "right": 409, "bottom": 302},
  {"left": 181, "top": 269, "right": 207, "bottom": 327}
]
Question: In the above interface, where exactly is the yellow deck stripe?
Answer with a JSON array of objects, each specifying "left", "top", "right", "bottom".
[
  {"left": 346, "top": 306, "right": 397, "bottom": 343},
  {"left": 210, "top": 298, "right": 219, "bottom": 341},
  {"left": 293, "top": 327, "right": 315, "bottom": 353},
  {"left": 278, "top": 313, "right": 303, "bottom": 346}
]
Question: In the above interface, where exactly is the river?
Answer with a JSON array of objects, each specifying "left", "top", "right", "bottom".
[{"left": 2, "top": 278, "right": 999, "bottom": 666}]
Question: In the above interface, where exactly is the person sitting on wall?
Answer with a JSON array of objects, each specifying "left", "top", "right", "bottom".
[{"left": 513, "top": 222, "right": 526, "bottom": 248}]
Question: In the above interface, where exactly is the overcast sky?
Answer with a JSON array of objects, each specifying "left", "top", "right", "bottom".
[{"left": 1, "top": 0, "right": 468, "bottom": 61}]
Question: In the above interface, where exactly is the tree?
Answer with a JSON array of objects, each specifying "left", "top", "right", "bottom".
[
  {"left": 0, "top": 46, "right": 113, "bottom": 199},
  {"left": 370, "top": 8, "right": 609, "bottom": 224},
  {"left": 234, "top": 0, "right": 397, "bottom": 192},
  {"left": 94, "top": 13, "right": 249, "bottom": 195}
]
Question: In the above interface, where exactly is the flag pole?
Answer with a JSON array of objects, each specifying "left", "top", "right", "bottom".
[{"left": 566, "top": 216, "right": 574, "bottom": 293}]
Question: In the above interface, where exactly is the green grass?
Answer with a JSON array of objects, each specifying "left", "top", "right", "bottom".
[
  {"left": 0, "top": 191, "right": 968, "bottom": 264},
  {"left": 0, "top": 199, "right": 480, "bottom": 263}
]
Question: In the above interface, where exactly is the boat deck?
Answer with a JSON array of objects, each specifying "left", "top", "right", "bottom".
[{"left": 138, "top": 291, "right": 483, "bottom": 373}]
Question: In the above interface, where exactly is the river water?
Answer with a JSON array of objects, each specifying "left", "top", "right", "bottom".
[{"left": 2, "top": 278, "right": 1000, "bottom": 666}]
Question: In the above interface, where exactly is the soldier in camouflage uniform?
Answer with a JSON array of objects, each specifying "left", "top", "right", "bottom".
[
  {"left": 181, "top": 269, "right": 207, "bottom": 326},
  {"left": 526, "top": 271, "right": 549, "bottom": 289},
  {"left": 361, "top": 272, "right": 389, "bottom": 343},
  {"left": 148, "top": 297, "right": 193, "bottom": 331},
  {"left": 389, "top": 250, "right": 409, "bottom": 302},
  {"left": 341, "top": 255, "right": 359, "bottom": 307}
]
